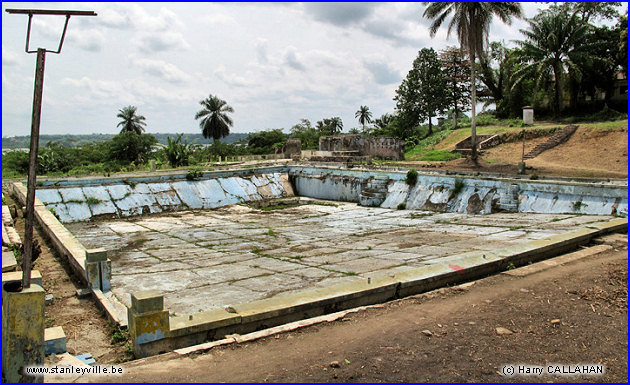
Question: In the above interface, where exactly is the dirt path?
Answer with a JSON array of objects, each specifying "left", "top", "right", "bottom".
[
  {"left": 2, "top": 191, "right": 130, "bottom": 364},
  {"left": 399, "top": 126, "right": 628, "bottom": 179},
  {"left": 92, "top": 238, "right": 627, "bottom": 383}
]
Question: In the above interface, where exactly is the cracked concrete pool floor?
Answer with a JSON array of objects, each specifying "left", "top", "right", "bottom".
[{"left": 66, "top": 200, "right": 615, "bottom": 317}]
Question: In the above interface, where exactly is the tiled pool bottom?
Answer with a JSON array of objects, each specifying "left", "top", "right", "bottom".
[{"left": 66, "top": 200, "right": 615, "bottom": 316}]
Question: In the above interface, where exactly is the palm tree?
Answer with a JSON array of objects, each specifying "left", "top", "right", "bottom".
[
  {"left": 423, "top": 2, "right": 522, "bottom": 162},
  {"left": 195, "top": 94, "right": 234, "bottom": 142},
  {"left": 116, "top": 106, "right": 146, "bottom": 135},
  {"left": 373, "top": 113, "right": 393, "bottom": 130},
  {"left": 355, "top": 105, "right": 373, "bottom": 132},
  {"left": 513, "top": 9, "right": 600, "bottom": 116},
  {"left": 330, "top": 117, "right": 343, "bottom": 135}
]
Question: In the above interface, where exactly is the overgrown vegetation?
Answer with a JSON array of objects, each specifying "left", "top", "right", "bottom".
[
  {"left": 449, "top": 179, "right": 465, "bottom": 200},
  {"left": 405, "top": 169, "right": 418, "bottom": 186},
  {"left": 185, "top": 167, "right": 204, "bottom": 181}
]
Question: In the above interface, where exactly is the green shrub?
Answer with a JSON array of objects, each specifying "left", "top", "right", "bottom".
[
  {"left": 163, "top": 134, "right": 197, "bottom": 168},
  {"left": 449, "top": 179, "right": 465, "bottom": 200},
  {"left": 186, "top": 167, "right": 203, "bottom": 181},
  {"left": 397, "top": 202, "right": 406, "bottom": 210},
  {"left": 108, "top": 132, "right": 157, "bottom": 165},
  {"left": 405, "top": 169, "right": 418, "bottom": 186}
]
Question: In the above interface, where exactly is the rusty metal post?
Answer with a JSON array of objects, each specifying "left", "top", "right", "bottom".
[{"left": 22, "top": 48, "right": 46, "bottom": 290}]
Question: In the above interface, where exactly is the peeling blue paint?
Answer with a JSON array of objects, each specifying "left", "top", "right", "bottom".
[{"left": 135, "top": 329, "right": 165, "bottom": 344}]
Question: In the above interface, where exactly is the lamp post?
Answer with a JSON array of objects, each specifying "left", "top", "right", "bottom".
[{"left": 5, "top": 9, "right": 97, "bottom": 290}]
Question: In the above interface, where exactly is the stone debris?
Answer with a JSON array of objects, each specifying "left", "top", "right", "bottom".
[
  {"left": 421, "top": 330, "right": 433, "bottom": 337},
  {"left": 495, "top": 327, "right": 513, "bottom": 335},
  {"left": 76, "top": 288, "right": 91, "bottom": 298},
  {"left": 329, "top": 361, "right": 341, "bottom": 368}
]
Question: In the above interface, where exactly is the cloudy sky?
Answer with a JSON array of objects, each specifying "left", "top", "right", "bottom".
[{"left": 1, "top": 2, "right": 570, "bottom": 138}]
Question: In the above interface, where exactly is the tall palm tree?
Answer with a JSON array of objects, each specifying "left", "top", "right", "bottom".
[
  {"left": 330, "top": 117, "right": 343, "bottom": 135},
  {"left": 195, "top": 94, "right": 234, "bottom": 142},
  {"left": 423, "top": 2, "right": 522, "bottom": 162},
  {"left": 355, "top": 105, "right": 373, "bottom": 131},
  {"left": 512, "top": 9, "right": 600, "bottom": 116},
  {"left": 116, "top": 105, "right": 146, "bottom": 135}
]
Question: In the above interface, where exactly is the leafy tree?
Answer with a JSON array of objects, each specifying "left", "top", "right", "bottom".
[
  {"left": 620, "top": 13, "right": 628, "bottom": 77},
  {"left": 195, "top": 94, "right": 234, "bottom": 143},
  {"left": 348, "top": 128, "right": 361, "bottom": 135},
  {"left": 513, "top": 8, "right": 601, "bottom": 115},
  {"left": 439, "top": 46, "right": 471, "bottom": 128},
  {"left": 354, "top": 105, "right": 373, "bottom": 131},
  {"left": 395, "top": 48, "right": 449, "bottom": 138},
  {"left": 477, "top": 41, "right": 534, "bottom": 118},
  {"left": 289, "top": 119, "right": 319, "bottom": 149},
  {"left": 576, "top": 24, "right": 623, "bottom": 108},
  {"left": 423, "top": 2, "right": 522, "bottom": 161},
  {"left": 117, "top": 106, "right": 147, "bottom": 135},
  {"left": 246, "top": 129, "right": 287, "bottom": 154},
  {"left": 549, "top": 2, "right": 622, "bottom": 23},
  {"left": 108, "top": 132, "right": 157, "bottom": 164}
]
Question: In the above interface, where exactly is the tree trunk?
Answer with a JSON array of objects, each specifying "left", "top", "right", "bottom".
[
  {"left": 469, "top": 41, "right": 478, "bottom": 164},
  {"left": 553, "top": 64, "right": 562, "bottom": 117},
  {"left": 427, "top": 112, "right": 433, "bottom": 137}
]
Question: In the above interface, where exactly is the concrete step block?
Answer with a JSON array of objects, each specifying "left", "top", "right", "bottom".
[
  {"left": 2, "top": 270, "right": 43, "bottom": 287},
  {"left": 45, "top": 326, "right": 67, "bottom": 355}
]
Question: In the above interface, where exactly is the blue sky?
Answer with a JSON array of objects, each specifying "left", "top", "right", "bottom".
[{"left": 0, "top": 2, "right": 609, "bottom": 138}]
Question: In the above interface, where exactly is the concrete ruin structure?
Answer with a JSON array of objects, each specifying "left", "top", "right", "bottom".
[
  {"left": 5, "top": 165, "right": 627, "bottom": 358},
  {"left": 318, "top": 135, "right": 405, "bottom": 161}
]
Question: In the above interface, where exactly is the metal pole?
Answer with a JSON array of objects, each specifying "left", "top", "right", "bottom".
[
  {"left": 521, "top": 129, "right": 525, "bottom": 163},
  {"left": 22, "top": 48, "right": 46, "bottom": 289}
]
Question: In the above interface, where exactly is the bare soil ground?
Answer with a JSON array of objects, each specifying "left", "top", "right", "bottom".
[
  {"left": 92, "top": 237, "right": 628, "bottom": 383},
  {"left": 400, "top": 126, "right": 628, "bottom": 179},
  {"left": 2, "top": 193, "right": 131, "bottom": 364}
]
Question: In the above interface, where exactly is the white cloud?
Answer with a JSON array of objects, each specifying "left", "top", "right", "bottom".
[
  {"left": 363, "top": 56, "right": 401, "bottom": 85},
  {"left": 214, "top": 65, "right": 255, "bottom": 88},
  {"left": 284, "top": 47, "right": 305, "bottom": 71},
  {"left": 199, "top": 13, "right": 237, "bottom": 27},
  {"left": 130, "top": 58, "right": 190, "bottom": 84},
  {"left": 67, "top": 29, "right": 106, "bottom": 52},
  {"left": 254, "top": 38, "right": 269, "bottom": 64},
  {"left": 137, "top": 31, "right": 190, "bottom": 52},
  {"left": 2, "top": 48, "right": 19, "bottom": 66}
]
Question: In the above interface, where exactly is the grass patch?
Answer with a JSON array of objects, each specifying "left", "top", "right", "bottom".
[
  {"left": 310, "top": 201, "right": 339, "bottom": 207},
  {"left": 86, "top": 197, "right": 102, "bottom": 205},
  {"left": 266, "top": 228, "right": 277, "bottom": 237},
  {"left": 259, "top": 204, "right": 290, "bottom": 211},
  {"left": 409, "top": 212, "right": 432, "bottom": 219},
  {"left": 325, "top": 268, "right": 358, "bottom": 276},
  {"left": 419, "top": 150, "right": 461, "bottom": 162}
]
